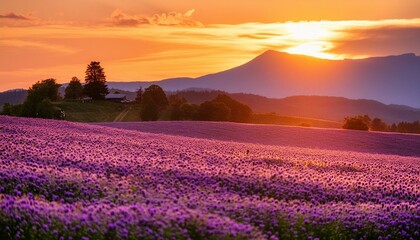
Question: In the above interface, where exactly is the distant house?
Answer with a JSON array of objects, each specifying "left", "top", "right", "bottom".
[
  {"left": 81, "top": 97, "right": 92, "bottom": 102},
  {"left": 105, "top": 93, "right": 126, "bottom": 102}
]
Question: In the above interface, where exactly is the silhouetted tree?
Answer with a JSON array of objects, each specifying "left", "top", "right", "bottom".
[
  {"left": 0, "top": 103, "right": 23, "bottom": 116},
  {"left": 65, "top": 77, "right": 83, "bottom": 100},
  {"left": 140, "top": 85, "right": 168, "bottom": 121},
  {"left": 198, "top": 101, "right": 231, "bottom": 121},
  {"left": 179, "top": 103, "right": 199, "bottom": 120},
  {"left": 135, "top": 87, "right": 143, "bottom": 103},
  {"left": 397, "top": 121, "right": 420, "bottom": 133},
  {"left": 343, "top": 115, "right": 371, "bottom": 131},
  {"left": 370, "top": 118, "right": 388, "bottom": 132},
  {"left": 22, "top": 79, "right": 61, "bottom": 117},
  {"left": 35, "top": 99, "right": 56, "bottom": 119},
  {"left": 390, "top": 123, "right": 397, "bottom": 132},
  {"left": 212, "top": 94, "right": 252, "bottom": 122},
  {"left": 83, "top": 61, "right": 109, "bottom": 100},
  {"left": 168, "top": 94, "right": 188, "bottom": 120}
]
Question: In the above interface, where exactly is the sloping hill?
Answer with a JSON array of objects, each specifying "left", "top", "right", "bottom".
[
  {"left": 0, "top": 89, "right": 27, "bottom": 110},
  {"left": 172, "top": 90, "right": 420, "bottom": 123},
  {"left": 106, "top": 50, "right": 420, "bottom": 108}
]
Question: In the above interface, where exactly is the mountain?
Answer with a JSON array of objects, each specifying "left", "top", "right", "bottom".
[
  {"left": 0, "top": 89, "right": 27, "bottom": 110},
  {"left": 108, "top": 50, "right": 420, "bottom": 108},
  {"left": 172, "top": 90, "right": 420, "bottom": 123}
]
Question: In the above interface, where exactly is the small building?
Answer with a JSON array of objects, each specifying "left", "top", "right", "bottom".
[
  {"left": 81, "top": 97, "right": 93, "bottom": 102},
  {"left": 105, "top": 93, "right": 126, "bottom": 102}
]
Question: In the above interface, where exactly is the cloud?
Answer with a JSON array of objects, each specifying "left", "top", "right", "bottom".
[
  {"left": 0, "top": 12, "right": 31, "bottom": 21},
  {"left": 110, "top": 9, "right": 150, "bottom": 26},
  {"left": 329, "top": 25, "right": 420, "bottom": 57},
  {"left": 110, "top": 9, "right": 203, "bottom": 27}
]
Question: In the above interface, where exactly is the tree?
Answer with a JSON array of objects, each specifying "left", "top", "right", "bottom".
[
  {"left": 135, "top": 87, "right": 143, "bottom": 103},
  {"left": 35, "top": 99, "right": 56, "bottom": 119},
  {"left": 1, "top": 103, "right": 23, "bottom": 116},
  {"left": 390, "top": 123, "right": 397, "bottom": 132},
  {"left": 212, "top": 94, "right": 252, "bottom": 122},
  {"left": 370, "top": 118, "right": 388, "bottom": 132},
  {"left": 28, "top": 78, "right": 61, "bottom": 102},
  {"left": 342, "top": 115, "right": 371, "bottom": 131},
  {"left": 65, "top": 77, "right": 84, "bottom": 100},
  {"left": 140, "top": 85, "right": 168, "bottom": 121},
  {"left": 179, "top": 103, "right": 199, "bottom": 120},
  {"left": 168, "top": 94, "right": 188, "bottom": 120},
  {"left": 83, "top": 61, "right": 109, "bottom": 100},
  {"left": 198, "top": 101, "right": 231, "bottom": 121},
  {"left": 22, "top": 79, "right": 61, "bottom": 117}
]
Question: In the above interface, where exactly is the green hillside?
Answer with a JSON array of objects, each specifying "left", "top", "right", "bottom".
[
  {"left": 54, "top": 101, "right": 141, "bottom": 122},
  {"left": 53, "top": 100, "right": 341, "bottom": 128}
]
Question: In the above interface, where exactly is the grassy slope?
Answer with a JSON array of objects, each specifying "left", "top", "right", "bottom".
[
  {"left": 54, "top": 101, "right": 141, "bottom": 122},
  {"left": 251, "top": 113, "right": 341, "bottom": 128},
  {"left": 53, "top": 100, "right": 341, "bottom": 128}
]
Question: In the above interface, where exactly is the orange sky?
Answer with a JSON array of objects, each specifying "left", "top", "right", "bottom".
[{"left": 1, "top": 1, "right": 420, "bottom": 91}]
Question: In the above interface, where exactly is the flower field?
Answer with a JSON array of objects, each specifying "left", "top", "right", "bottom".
[{"left": 1, "top": 116, "right": 419, "bottom": 239}]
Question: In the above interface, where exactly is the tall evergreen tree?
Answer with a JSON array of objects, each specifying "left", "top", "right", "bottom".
[
  {"left": 65, "top": 77, "right": 84, "bottom": 100},
  {"left": 83, "top": 61, "right": 109, "bottom": 100}
]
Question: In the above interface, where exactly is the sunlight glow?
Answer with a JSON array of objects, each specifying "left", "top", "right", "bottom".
[
  {"left": 284, "top": 42, "right": 339, "bottom": 59},
  {"left": 281, "top": 22, "right": 342, "bottom": 59}
]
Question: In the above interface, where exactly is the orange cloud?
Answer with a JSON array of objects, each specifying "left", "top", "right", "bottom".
[
  {"left": 1, "top": 18, "right": 420, "bottom": 91},
  {"left": 110, "top": 9, "right": 203, "bottom": 27},
  {"left": 0, "top": 12, "right": 31, "bottom": 20}
]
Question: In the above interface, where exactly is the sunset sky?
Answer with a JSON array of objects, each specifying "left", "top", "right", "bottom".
[{"left": 1, "top": 0, "right": 420, "bottom": 91}]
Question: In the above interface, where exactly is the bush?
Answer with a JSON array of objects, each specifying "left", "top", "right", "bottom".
[
  {"left": 198, "top": 101, "right": 231, "bottom": 121},
  {"left": 370, "top": 118, "right": 388, "bottom": 132},
  {"left": 343, "top": 115, "right": 371, "bottom": 131}
]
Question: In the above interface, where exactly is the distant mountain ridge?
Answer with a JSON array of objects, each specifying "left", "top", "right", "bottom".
[
  {"left": 173, "top": 90, "right": 420, "bottom": 123},
  {"left": 105, "top": 50, "right": 420, "bottom": 108},
  {"left": 0, "top": 89, "right": 27, "bottom": 110}
]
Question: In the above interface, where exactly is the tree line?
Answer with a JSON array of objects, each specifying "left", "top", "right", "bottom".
[
  {"left": 1, "top": 61, "right": 109, "bottom": 119},
  {"left": 137, "top": 84, "right": 252, "bottom": 122},
  {"left": 343, "top": 115, "right": 420, "bottom": 134},
  {"left": 0, "top": 60, "right": 253, "bottom": 123}
]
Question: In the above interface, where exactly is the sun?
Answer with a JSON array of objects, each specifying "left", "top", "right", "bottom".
[
  {"left": 280, "top": 22, "right": 341, "bottom": 59},
  {"left": 284, "top": 42, "right": 337, "bottom": 59}
]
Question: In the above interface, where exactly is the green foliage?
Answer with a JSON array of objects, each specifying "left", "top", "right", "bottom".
[
  {"left": 135, "top": 87, "right": 143, "bottom": 103},
  {"left": 370, "top": 118, "right": 388, "bottom": 132},
  {"left": 212, "top": 94, "right": 252, "bottom": 122},
  {"left": 22, "top": 79, "right": 62, "bottom": 118},
  {"left": 65, "top": 77, "right": 84, "bottom": 100},
  {"left": 396, "top": 120, "right": 420, "bottom": 133},
  {"left": 56, "top": 100, "right": 129, "bottom": 122},
  {"left": 0, "top": 103, "right": 23, "bottom": 116},
  {"left": 35, "top": 99, "right": 56, "bottom": 119},
  {"left": 194, "top": 94, "right": 252, "bottom": 122},
  {"left": 343, "top": 115, "right": 371, "bottom": 131},
  {"left": 168, "top": 95, "right": 188, "bottom": 120},
  {"left": 27, "top": 78, "right": 61, "bottom": 102},
  {"left": 83, "top": 61, "right": 109, "bottom": 100},
  {"left": 140, "top": 85, "right": 168, "bottom": 121},
  {"left": 198, "top": 101, "right": 231, "bottom": 121},
  {"left": 390, "top": 123, "right": 397, "bottom": 132},
  {"left": 180, "top": 103, "right": 200, "bottom": 120}
]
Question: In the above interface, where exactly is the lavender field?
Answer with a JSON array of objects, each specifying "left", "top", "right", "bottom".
[{"left": 1, "top": 116, "right": 419, "bottom": 239}]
